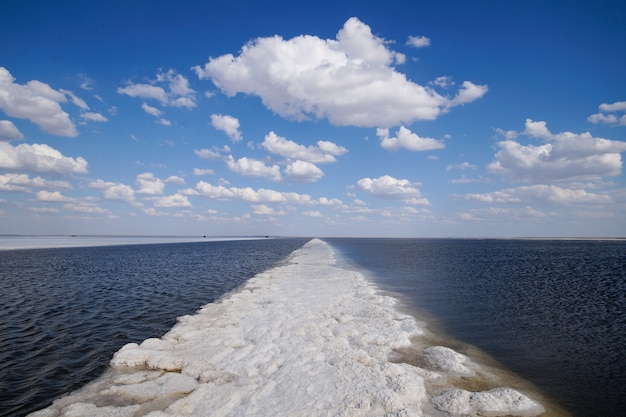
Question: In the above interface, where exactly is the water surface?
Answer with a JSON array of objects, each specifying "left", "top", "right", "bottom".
[
  {"left": 327, "top": 238, "right": 626, "bottom": 417},
  {"left": 0, "top": 238, "right": 309, "bottom": 417}
]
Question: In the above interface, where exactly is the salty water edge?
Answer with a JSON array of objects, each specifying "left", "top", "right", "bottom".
[
  {"left": 326, "top": 237, "right": 626, "bottom": 417},
  {"left": 28, "top": 239, "right": 557, "bottom": 417},
  {"left": 1, "top": 238, "right": 309, "bottom": 417}
]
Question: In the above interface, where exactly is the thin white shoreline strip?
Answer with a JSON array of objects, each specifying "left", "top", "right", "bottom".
[
  {"left": 0, "top": 235, "right": 263, "bottom": 251},
  {"left": 29, "top": 238, "right": 545, "bottom": 417}
]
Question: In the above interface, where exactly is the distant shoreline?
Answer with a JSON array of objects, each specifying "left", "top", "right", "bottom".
[{"left": 0, "top": 235, "right": 274, "bottom": 251}]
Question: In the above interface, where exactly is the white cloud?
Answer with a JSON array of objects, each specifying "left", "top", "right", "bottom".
[
  {"left": 157, "top": 118, "right": 171, "bottom": 126},
  {"left": 377, "top": 126, "right": 444, "bottom": 151},
  {"left": 303, "top": 210, "right": 322, "bottom": 217},
  {"left": 193, "top": 18, "right": 486, "bottom": 128},
  {"left": 446, "top": 162, "right": 477, "bottom": 171},
  {"left": 36, "top": 190, "right": 75, "bottom": 202},
  {"left": 445, "top": 81, "right": 489, "bottom": 109},
  {"left": 89, "top": 179, "right": 136, "bottom": 202},
  {"left": 252, "top": 204, "right": 285, "bottom": 216},
  {"left": 195, "top": 145, "right": 230, "bottom": 160},
  {"left": 261, "top": 131, "right": 347, "bottom": 163},
  {"left": 406, "top": 35, "right": 431, "bottom": 48},
  {"left": 599, "top": 101, "right": 626, "bottom": 112},
  {"left": 588, "top": 101, "right": 626, "bottom": 126},
  {"left": 460, "top": 185, "right": 613, "bottom": 205},
  {"left": 136, "top": 172, "right": 165, "bottom": 195},
  {"left": 0, "top": 142, "right": 88, "bottom": 175},
  {"left": 0, "top": 173, "right": 71, "bottom": 192},
  {"left": 0, "top": 67, "right": 78, "bottom": 137},
  {"left": 63, "top": 202, "right": 110, "bottom": 214},
  {"left": 80, "top": 112, "right": 108, "bottom": 122},
  {"left": 285, "top": 160, "right": 324, "bottom": 182},
  {"left": 152, "top": 193, "right": 192, "bottom": 208},
  {"left": 460, "top": 206, "right": 555, "bottom": 221},
  {"left": 165, "top": 175, "right": 185, "bottom": 185},
  {"left": 211, "top": 114, "right": 242, "bottom": 142},
  {"left": 61, "top": 89, "right": 89, "bottom": 110},
  {"left": 79, "top": 74, "right": 94, "bottom": 91},
  {"left": 193, "top": 168, "right": 215, "bottom": 176},
  {"left": 226, "top": 155, "right": 281, "bottom": 181},
  {"left": 188, "top": 181, "right": 317, "bottom": 205},
  {"left": 489, "top": 119, "right": 626, "bottom": 182},
  {"left": 141, "top": 102, "right": 163, "bottom": 117},
  {"left": 0, "top": 120, "right": 24, "bottom": 141},
  {"left": 431, "top": 76, "right": 454, "bottom": 88},
  {"left": 195, "top": 148, "right": 221, "bottom": 160},
  {"left": 357, "top": 175, "right": 426, "bottom": 201},
  {"left": 118, "top": 83, "right": 168, "bottom": 104},
  {"left": 118, "top": 69, "right": 196, "bottom": 108}
]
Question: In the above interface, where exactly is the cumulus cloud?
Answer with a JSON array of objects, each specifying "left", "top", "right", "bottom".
[
  {"left": 194, "top": 145, "right": 230, "bottom": 160},
  {"left": 261, "top": 131, "right": 347, "bottom": 163},
  {"left": 118, "top": 69, "right": 196, "bottom": 108},
  {"left": 0, "top": 142, "right": 88, "bottom": 175},
  {"left": 0, "top": 120, "right": 24, "bottom": 141},
  {"left": 588, "top": 101, "right": 626, "bottom": 126},
  {"left": 211, "top": 114, "right": 242, "bottom": 142},
  {"left": 152, "top": 193, "right": 192, "bottom": 208},
  {"left": 356, "top": 175, "right": 429, "bottom": 204},
  {"left": 185, "top": 181, "right": 318, "bottom": 205},
  {"left": 193, "top": 18, "right": 486, "bottom": 128},
  {"left": 285, "top": 160, "right": 324, "bottom": 182},
  {"left": 193, "top": 168, "right": 214, "bottom": 176},
  {"left": 406, "top": 35, "right": 431, "bottom": 48},
  {"left": 165, "top": 175, "right": 185, "bottom": 185},
  {"left": 89, "top": 179, "right": 135, "bottom": 202},
  {"left": 445, "top": 81, "right": 489, "bottom": 109},
  {"left": 377, "top": 126, "right": 444, "bottom": 151},
  {"left": 136, "top": 172, "right": 165, "bottom": 195},
  {"left": 459, "top": 185, "right": 613, "bottom": 205},
  {"left": 252, "top": 204, "right": 285, "bottom": 216},
  {"left": 226, "top": 155, "right": 281, "bottom": 181},
  {"left": 0, "top": 173, "right": 71, "bottom": 192},
  {"left": 36, "top": 190, "right": 75, "bottom": 202},
  {"left": 0, "top": 67, "right": 78, "bottom": 137},
  {"left": 488, "top": 119, "right": 626, "bottom": 182}
]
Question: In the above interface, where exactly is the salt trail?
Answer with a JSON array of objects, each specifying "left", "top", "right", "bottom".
[{"left": 29, "top": 238, "right": 545, "bottom": 417}]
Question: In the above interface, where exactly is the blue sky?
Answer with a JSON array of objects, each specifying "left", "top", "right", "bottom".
[{"left": 1, "top": 0, "right": 625, "bottom": 237}]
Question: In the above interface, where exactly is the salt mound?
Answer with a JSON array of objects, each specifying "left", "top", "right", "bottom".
[
  {"left": 29, "top": 238, "right": 545, "bottom": 417},
  {"left": 433, "top": 388, "right": 545, "bottom": 416}
]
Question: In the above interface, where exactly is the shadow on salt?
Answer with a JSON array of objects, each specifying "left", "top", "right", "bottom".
[{"left": 29, "top": 238, "right": 571, "bottom": 417}]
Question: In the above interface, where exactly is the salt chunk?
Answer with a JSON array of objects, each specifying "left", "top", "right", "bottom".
[
  {"left": 424, "top": 346, "right": 475, "bottom": 376},
  {"left": 101, "top": 372, "right": 198, "bottom": 401},
  {"left": 62, "top": 402, "right": 141, "bottom": 417},
  {"left": 432, "top": 387, "right": 545, "bottom": 416}
]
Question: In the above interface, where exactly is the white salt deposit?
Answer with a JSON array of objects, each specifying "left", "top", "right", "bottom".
[{"left": 28, "top": 238, "right": 545, "bottom": 417}]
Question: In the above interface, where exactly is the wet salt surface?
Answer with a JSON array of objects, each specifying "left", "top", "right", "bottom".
[{"left": 28, "top": 239, "right": 550, "bottom": 417}]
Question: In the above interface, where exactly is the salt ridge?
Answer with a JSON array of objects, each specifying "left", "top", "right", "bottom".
[{"left": 29, "top": 238, "right": 545, "bottom": 417}]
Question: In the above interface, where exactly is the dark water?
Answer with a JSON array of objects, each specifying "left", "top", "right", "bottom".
[
  {"left": 326, "top": 238, "right": 626, "bottom": 417},
  {"left": 0, "top": 238, "right": 309, "bottom": 417}
]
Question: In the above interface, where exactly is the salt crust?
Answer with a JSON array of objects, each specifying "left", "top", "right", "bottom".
[{"left": 28, "top": 239, "right": 545, "bottom": 417}]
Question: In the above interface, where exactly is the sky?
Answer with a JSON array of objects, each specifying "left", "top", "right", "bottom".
[{"left": 1, "top": 0, "right": 626, "bottom": 238}]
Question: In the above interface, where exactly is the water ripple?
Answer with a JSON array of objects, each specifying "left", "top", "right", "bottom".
[{"left": 0, "top": 238, "right": 308, "bottom": 417}]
